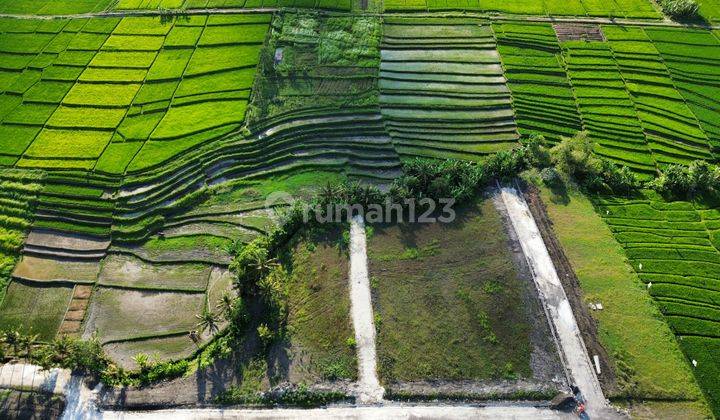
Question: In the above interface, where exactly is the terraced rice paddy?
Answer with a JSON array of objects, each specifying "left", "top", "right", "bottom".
[
  {"left": 597, "top": 194, "right": 720, "bottom": 414},
  {"left": 562, "top": 39, "right": 657, "bottom": 174},
  {"left": 0, "top": 14, "right": 270, "bottom": 173},
  {"left": 383, "top": 0, "right": 660, "bottom": 18},
  {"left": 645, "top": 28, "right": 720, "bottom": 153},
  {"left": 380, "top": 18, "right": 518, "bottom": 160},
  {"left": 115, "top": 0, "right": 352, "bottom": 10},
  {"left": 1, "top": 5, "right": 720, "bottom": 415},
  {"left": 604, "top": 26, "right": 712, "bottom": 167},
  {"left": 494, "top": 23, "right": 582, "bottom": 143}
]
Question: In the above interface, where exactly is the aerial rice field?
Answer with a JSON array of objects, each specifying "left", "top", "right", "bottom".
[
  {"left": 0, "top": 2, "right": 720, "bottom": 416},
  {"left": 380, "top": 18, "right": 518, "bottom": 161},
  {"left": 0, "top": 14, "right": 270, "bottom": 173},
  {"left": 596, "top": 192, "right": 720, "bottom": 414}
]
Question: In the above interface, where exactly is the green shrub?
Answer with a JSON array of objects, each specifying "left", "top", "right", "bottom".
[{"left": 659, "top": 0, "right": 700, "bottom": 19}]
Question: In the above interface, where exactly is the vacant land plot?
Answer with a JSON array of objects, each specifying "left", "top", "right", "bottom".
[
  {"left": 495, "top": 23, "right": 582, "bottom": 144},
  {"left": 380, "top": 18, "right": 518, "bottom": 160},
  {"left": 0, "top": 14, "right": 269, "bottom": 173},
  {"left": 596, "top": 193, "right": 720, "bottom": 416},
  {"left": 536, "top": 183, "right": 709, "bottom": 417},
  {"left": 367, "top": 198, "right": 562, "bottom": 395},
  {"left": 269, "top": 227, "right": 357, "bottom": 383}
]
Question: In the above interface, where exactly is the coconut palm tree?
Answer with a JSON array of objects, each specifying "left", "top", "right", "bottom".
[
  {"left": 216, "top": 292, "right": 234, "bottom": 322},
  {"left": 195, "top": 309, "right": 219, "bottom": 335},
  {"left": 249, "top": 252, "right": 278, "bottom": 278}
]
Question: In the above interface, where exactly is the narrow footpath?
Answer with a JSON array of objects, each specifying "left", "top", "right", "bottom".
[
  {"left": 348, "top": 214, "right": 384, "bottom": 404},
  {"left": 498, "top": 184, "right": 619, "bottom": 419}
]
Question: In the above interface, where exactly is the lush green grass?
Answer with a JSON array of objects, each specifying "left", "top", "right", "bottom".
[
  {"left": 368, "top": 198, "right": 547, "bottom": 382},
  {"left": 276, "top": 227, "right": 357, "bottom": 381},
  {"left": 536, "top": 182, "right": 708, "bottom": 413}
]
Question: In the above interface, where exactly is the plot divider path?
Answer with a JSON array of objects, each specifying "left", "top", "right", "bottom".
[
  {"left": 497, "top": 182, "right": 620, "bottom": 419},
  {"left": 348, "top": 215, "right": 384, "bottom": 404}
]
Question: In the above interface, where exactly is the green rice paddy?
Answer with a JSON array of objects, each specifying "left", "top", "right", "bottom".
[{"left": 0, "top": 3, "right": 719, "bottom": 415}]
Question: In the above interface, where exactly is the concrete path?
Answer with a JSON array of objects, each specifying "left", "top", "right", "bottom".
[
  {"left": 498, "top": 185, "right": 619, "bottom": 419},
  {"left": 348, "top": 215, "right": 384, "bottom": 404},
  {"left": 0, "top": 362, "right": 70, "bottom": 395}
]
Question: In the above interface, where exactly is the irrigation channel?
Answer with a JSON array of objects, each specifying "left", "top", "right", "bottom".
[{"left": 0, "top": 186, "right": 625, "bottom": 419}]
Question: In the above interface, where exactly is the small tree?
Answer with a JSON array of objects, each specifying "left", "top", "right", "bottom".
[
  {"left": 660, "top": 0, "right": 700, "bottom": 19},
  {"left": 216, "top": 292, "right": 235, "bottom": 322},
  {"left": 196, "top": 308, "right": 220, "bottom": 335}
]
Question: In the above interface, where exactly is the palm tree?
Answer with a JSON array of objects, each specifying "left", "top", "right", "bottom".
[
  {"left": 250, "top": 252, "right": 278, "bottom": 279},
  {"left": 216, "top": 292, "right": 234, "bottom": 322},
  {"left": 195, "top": 309, "right": 219, "bottom": 335},
  {"left": 319, "top": 182, "right": 338, "bottom": 205}
]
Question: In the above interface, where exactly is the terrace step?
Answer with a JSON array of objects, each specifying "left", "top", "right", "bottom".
[
  {"left": 24, "top": 229, "right": 111, "bottom": 253},
  {"left": 57, "top": 284, "right": 94, "bottom": 338},
  {"left": 22, "top": 246, "right": 107, "bottom": 260}
]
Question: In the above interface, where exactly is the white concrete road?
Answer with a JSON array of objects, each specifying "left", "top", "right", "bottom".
[
  {"left": 498, "top": 184, "right": 620, "bottom": 419},
  {"left": 348, "top": 215, "right": 385, "bottom": 404}
]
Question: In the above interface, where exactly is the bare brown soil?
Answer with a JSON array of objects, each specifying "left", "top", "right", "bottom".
[
  {"left": 58, "top": 285, "right": 94, "bottom": 337},
  {"left": 553, "top": 24, "right": 606, "bottom": 41}
]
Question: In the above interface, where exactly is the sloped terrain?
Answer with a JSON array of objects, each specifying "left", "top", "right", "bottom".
[{"left": 380, "top": 18, "right": 519, "bottom": 161}]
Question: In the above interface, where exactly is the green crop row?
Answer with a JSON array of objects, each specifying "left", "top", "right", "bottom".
[
  {"left": 494, "top": 22, "right": 582, "bottom": 144},
  {"left": 597, "top": 194, "right": 720, "bottom": 416},
  {"left": 645, "top": 28, "right": 720, "bottom": 153},
  {"left": 562, "top": 41, "right": 656, "bottom": 174},
  {"left": 385, "top": 0, "right": 659, "bottom": 18},
  {"left": 0, "top": 14, "right": 269, "bottom": 174},
  {"left": 603, "top": 26, "right": 713, "bottom": 167}
]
